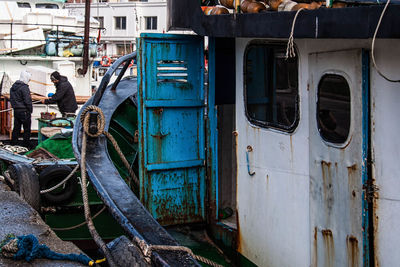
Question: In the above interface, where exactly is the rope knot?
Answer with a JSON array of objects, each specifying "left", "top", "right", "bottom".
[{"left": 80, "top": 105, "right": 105, "bottom": 138}]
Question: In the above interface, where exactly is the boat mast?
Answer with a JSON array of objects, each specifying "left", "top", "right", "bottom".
[{"left": 78, "top": 0, "right": 91, "bottom": 75}]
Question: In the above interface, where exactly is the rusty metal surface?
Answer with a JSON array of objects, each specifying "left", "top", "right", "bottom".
[
  {"left": 73, "top": 68, "right": 200, "bottom": 265},
  {"left": 309, "top": 50, "right": 364, "bottom": 267},
  {"left": 369, "top": 40, "right": 400, "bottom": 267},
  {"left": 138, "top": 34, "right": 206, "bottom": 226}
]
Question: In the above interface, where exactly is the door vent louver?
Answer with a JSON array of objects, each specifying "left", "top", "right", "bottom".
[{"left": 157, "top": 60, "right": 188, "bottom": 83}]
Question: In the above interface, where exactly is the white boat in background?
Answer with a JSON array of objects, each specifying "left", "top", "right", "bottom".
[{"left": 0, "top": 0, "right": 99, "bottom": 134}]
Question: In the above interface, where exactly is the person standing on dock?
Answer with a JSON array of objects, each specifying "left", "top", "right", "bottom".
[
  {"left": 10, "top": 70, "right": 33, "bottom": 148},
  {"left": 41, "top": 71, "right": 78, "bottom": 118}
]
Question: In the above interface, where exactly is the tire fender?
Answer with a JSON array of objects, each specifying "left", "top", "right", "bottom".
[
  {"left": 39, "top": 165, "right": 78, "bottom": 205},
  {"left": 7, "top": 163, "right": 41, "bottom": 211}
]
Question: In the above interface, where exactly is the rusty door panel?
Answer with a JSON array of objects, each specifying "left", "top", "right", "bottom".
[
  {"left": 138, "top": 33, "right": 205, "bottom": 225},
  {"left": 309, "top": 50, "right": 366, "bottom": 267}
]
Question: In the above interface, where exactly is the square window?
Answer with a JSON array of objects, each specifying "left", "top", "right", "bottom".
[
  {"left": 244, "top": 42, "right": 299, "bottom": 132},
  {"left": 115, "top": 16, "right": 126, "bottom": 30},
  {"left": 145, "top": 16, "right": 157, "bottom": 30}
]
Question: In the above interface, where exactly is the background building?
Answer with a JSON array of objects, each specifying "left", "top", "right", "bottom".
[{"left": 65, "top": 0, "right": 168, "bottom": 57}]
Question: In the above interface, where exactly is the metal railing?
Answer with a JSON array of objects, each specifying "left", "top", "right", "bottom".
[{"left": 0, "top": 22, "right": 103, "bottom": 56}]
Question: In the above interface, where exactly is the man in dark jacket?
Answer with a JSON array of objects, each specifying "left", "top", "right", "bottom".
[
  {"left": 10, "top": 70, "right": 32, "bottom": 148},
  {"left": 42, "top": 71, "right": 78, "bottom": 117}
]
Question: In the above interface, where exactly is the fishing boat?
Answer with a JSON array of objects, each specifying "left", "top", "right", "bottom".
[
  {"left": 70, "top": 0, "right": 400, "bottom": 266},
  {"left": 3, "top": 0, "right": 400, "bottom": 266}
]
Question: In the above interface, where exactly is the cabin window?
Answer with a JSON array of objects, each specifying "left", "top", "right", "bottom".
[
  {"left": 17, "top": 2, "right": 31, "bottom": 8},
  {"left": 35, "top": 3, "right": 59, "bottom": 9},
  {"left": 317, "top": 74, "right": 351, "bottom": 144},
  {"left": 244, "top": 42, "right": 299, "bottom": 131},
  {"left": 145, "top": 16, "right": 157, "bottom": 30},
  {"left": 115, "top": 16, "right": 126, "bottom": 30}
]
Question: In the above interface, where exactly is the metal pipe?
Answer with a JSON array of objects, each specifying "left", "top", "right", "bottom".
[{"left": 78, "top": 0, "right": 91, "bottom": 75}]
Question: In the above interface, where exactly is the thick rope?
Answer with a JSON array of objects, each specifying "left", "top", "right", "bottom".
[
  {"left": 80, "top": 106, "right": 117, "bottom": 267},
  {"left": 82, "top": 105, "right": 139, "bottom": 187},
  {"left": 133, "top": 237, "right": 224, "bottom": 267},
  {"left": 80, "top": 105, "right": 105, "bottom": 138},
  {"left": 40, "top": 164, "right": 79, "bottom": 194},
  {"left": 371, "top": 0, "right": 400, "bottom": 83},
  {"left": 51, "top": 206, "right": 106, "bottom": 231},
  {"left": 286, "top": 8, "right": 304, "bottom": 59},
  {"left": 0, "top": 234, "right": 94, "bottom": 265},
  {"left": 103, "top": 131, "right": 139, "bottom": 187}
]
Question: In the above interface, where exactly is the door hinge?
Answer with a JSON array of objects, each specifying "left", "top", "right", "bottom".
[{"left": 363, "top": 183, "right": 379, "bottom": 203}]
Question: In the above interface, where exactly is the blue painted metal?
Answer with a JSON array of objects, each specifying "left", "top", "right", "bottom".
[
  {"left": 138, "top": 33, "right": 205, "bottom": 225},
  {"left": 361, "top": 49, "right": 370, "bottom": 267},
  {"left": 207, "top": 37, "right": 219, "bottom": 221}
]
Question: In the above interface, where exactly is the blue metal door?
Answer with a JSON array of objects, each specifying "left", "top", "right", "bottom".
[{"left": 138, "top": 33, "right": 205, "bottom": 225}]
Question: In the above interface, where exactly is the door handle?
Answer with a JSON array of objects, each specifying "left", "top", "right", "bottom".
[
  {"left": 246, "top": 145, "right": 255, "bottom": 176},
  {"left": 151, "top": 131, "right": 170, "bottom": 139}
]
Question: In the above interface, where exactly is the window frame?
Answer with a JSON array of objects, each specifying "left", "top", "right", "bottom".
[
  {"left": 243, "top": 40, "right": 300, "bottom": 133},
  {"left": 115, "top": 16, "right": 126, "bottom": 30},
  {"left": 17, "top": 2, "right": 31, "bottom": 8},
  {"left": 144, "top": 16, "right": 157, "bottom": 30},
  {"left": 316, "top": 72, "right": 352, "bottom": 145}
]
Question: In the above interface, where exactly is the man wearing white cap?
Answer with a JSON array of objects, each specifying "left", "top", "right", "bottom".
[{"left": 10, "top": 70, "right": 33, "bottom": 148}]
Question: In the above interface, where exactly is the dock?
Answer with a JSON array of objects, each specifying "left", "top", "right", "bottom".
[{"left": 0, "top": 179, "right": 87, "bottom": 266}]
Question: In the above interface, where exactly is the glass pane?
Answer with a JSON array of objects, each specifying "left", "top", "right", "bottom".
[
  {"left": 115, "top": 17, "right": 120, "bottom": 29},
  {"left": 146, "top": 17, "right": 151, "bottom": 30},
  {"left": 152, "top": 17, "right": 157, "bottom": 30},
  {"left": 17, "top": 2, "right": 31, "bottom": 8},
  {"left": 317, "top": 74, "right": 351, "bottom": 143},
  {"left": 122, "top": 17, "right": 126, "bottom": 29},
  {"left": 245, "top": 43, "right": 298, "bottom": 132},
  {"left": 36, "top": 3, "right": 58, "bottom": 9}
]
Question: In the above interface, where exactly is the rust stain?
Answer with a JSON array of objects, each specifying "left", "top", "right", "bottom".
[
  {"left": 346, "top": 235, "right": 359, "bottom": 267},
  {"left": 373, "top": 195, "right": 380, "bottom": 267},
  {"left": 347, "top": 164, "right": 358, "bottom": 200},
  {"left": 236, "top": 208, "right": 242, "bottom": 252},
  {"left": 321, "top": 161, "right": 334, "bottom": 215},
  {"left": 322, "top": 229, "right": 335, "bottom": 267},
  {"left": 312, "top": 227, "right": 318, "bottom": 267}
]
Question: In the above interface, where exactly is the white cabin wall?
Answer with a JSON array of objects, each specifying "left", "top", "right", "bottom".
[
  {"left": 369, "top": 39, "right": 400, "bottom": 267},
  {"left": 234, "top": 38, "right": 400, "bottom": 267},
  {"left": 235, "top": 38, "right": 310, "bottom": 267}
]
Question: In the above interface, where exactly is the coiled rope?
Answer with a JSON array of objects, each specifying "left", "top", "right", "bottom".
[
  {"left": 80, "top": 105, "right": 224, "bottom": 267},
  {"left": 0, "top": 233, "right": 105, "bottom": 266}
]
